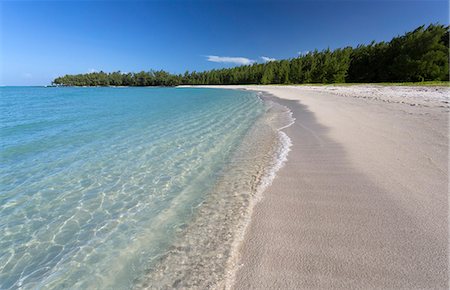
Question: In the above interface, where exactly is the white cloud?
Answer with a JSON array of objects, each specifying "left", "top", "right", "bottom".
[
  {"left": 298, "top": 51, "right": 310, "bottom": 55},
  {"left": 206, "top": 55, "right": 254, "bottom": 65},
  {"left": 88, "top": 68, "right": 98, "bottom": 73},
  {"left": 261, "top": 56, "right": 276, "bottom": 62},
  {"left": 23, "top": 73, "right": 32, "bottom": 78}
]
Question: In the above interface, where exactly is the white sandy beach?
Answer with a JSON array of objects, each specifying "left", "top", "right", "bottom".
[{"left": 198, "top": 85, "right": 449, "bottom": 289}]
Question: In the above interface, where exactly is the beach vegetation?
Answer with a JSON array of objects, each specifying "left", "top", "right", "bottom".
[{"left": 53, "top": 24, "right": 449, "bottom": 86}]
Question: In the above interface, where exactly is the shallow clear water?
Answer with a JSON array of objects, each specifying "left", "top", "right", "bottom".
[{"left": 0, "top": 86, "right": 282, "bottom": 288}]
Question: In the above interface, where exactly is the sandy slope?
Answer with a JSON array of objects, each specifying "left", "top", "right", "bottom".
[{"left": 197, "top": 85, "right": 449, "bottom": 289}]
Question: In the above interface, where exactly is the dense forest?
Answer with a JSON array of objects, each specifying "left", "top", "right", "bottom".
[{"left": 53, "top": 24, "right": 449, "bottom": 86}]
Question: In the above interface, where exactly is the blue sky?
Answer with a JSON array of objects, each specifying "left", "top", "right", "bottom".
[{"left": 1, "top": 0, "right": 448, "bottom": 85}]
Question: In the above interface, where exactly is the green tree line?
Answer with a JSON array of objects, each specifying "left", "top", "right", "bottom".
[{"left": 53, "top": 24, "right": 449, "bottom": 86}]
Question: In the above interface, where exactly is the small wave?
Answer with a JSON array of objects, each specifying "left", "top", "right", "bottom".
[{"left": 222, "top": 97, "right": 294, "bottom": 290}]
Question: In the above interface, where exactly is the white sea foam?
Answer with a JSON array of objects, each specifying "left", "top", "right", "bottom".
[{"left": 223, "top": 99, "right": 295, "bottom": 290}]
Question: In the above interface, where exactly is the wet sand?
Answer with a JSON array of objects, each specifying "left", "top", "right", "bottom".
[{"left": 199, "top": 85, "right": 449, "bottom": 289}]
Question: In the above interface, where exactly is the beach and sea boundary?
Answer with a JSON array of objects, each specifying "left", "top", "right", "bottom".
[{"left": 195, "top": 85, "right": 449, "bottom": 289}]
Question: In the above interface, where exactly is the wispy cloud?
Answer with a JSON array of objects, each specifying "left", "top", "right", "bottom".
[
  {"left": 88, "top": 68, "right": 98, "bottom": 73},
  {"left": 261, "top": 56, "right": 276, "bottom": 62},
  {"left": 298, "top": 51, "right": 310, "bottom": 55},
  {"left": 206, "top": 55, "right": 254, "bottom": 65}
]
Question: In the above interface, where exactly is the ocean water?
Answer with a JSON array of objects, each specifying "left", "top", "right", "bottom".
[{"left": 0, "top": 87, "right": 293, "bottom": 289}]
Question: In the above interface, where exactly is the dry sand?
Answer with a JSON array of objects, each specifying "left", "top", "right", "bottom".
[{"left": 199, "top": 85, "right": 449, "bottom": 289}]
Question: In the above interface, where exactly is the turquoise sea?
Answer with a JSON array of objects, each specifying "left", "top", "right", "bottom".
[{"left": 0, "top": 87, "right": 292, "bottom": 289}]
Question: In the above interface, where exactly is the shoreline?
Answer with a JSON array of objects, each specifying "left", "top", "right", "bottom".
[
  {"left": 222, "top": 93, "right": 295, "bottom": 289},
  {"left": 199, "top": 85, "right": 449, "bottom": 289},
  {"left": 134, "top": 90, "right": 295, "bottom": 289}
]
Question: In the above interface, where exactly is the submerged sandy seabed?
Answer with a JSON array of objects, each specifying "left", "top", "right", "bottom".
[{"left": 195, "top": 84, "right": 449, "bottom": 289}]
